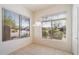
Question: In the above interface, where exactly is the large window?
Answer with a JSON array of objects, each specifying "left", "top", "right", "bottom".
[
  {"left": 42, "top": 13, "right": 66, "bottom": 40},
  {"left": 2, "top": 8, "right": 30, "bottom": 41},
  {"left": 42, "top": 21, "right": 51, "bottom": 39},
  {"left": 51, "top": 19, "right": 66, "bottom": 40},
  {"left": 20, "top": 16, "right": 30, "bottom": 38}
]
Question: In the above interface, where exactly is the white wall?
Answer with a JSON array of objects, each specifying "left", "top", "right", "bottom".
[
  {"left": 72, "top": 5, "right": 77, "bottom": 55},
  {"left": 33, "top": 5, "right": 72, "bottom": 52},
  {"left": 0, "top": 4, "right": 33, "bottom": 54},
  {"left": 72, "top": 4, "right": 79, "bottom": 55}
]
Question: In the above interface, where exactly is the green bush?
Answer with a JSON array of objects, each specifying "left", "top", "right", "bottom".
[
  {"left": 48, "top": 28, "right": 64, "bottom": 39},
  {"left": 42, "top": 30, "right": 48, "bottom": 38},
  {"left": 53, "top": 30, "right": 63, "bottom": 39}
]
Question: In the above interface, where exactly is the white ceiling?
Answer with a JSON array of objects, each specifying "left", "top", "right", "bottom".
[{"left": 23, "top": 4, "right": 57, "bottom": 12}]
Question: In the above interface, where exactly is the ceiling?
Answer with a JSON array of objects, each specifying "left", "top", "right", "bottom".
[{"left": 23, "top": 4, "right": 57, "bottom": 12}]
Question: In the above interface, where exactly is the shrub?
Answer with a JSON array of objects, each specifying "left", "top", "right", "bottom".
[{"left": 42, "top": 30, "right": 48, "bottom": 38}]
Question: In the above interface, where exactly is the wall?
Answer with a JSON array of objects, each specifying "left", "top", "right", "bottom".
[
  {"left": 33, "top": 5, "right": 72, "bottom": 52},
  {"left": 72, "top": 5, "right": 77, "bottom": 54},
  {"left": 72, "top": 4, "right": 79, "bottom": 55},
  {"left": 0, "top": 4, "right": 33, "bottom": 54}
]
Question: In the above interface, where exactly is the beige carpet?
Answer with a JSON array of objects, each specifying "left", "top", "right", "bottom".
[{"left": 10, "top": 43, "right": 72, "bottom": 55}]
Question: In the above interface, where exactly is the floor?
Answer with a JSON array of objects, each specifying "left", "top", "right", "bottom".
[{"left": 10, "top": 43, "right": 72, "bottom": 55}]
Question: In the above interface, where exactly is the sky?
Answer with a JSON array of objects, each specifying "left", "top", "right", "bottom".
[
  {"left": 42, "top": 13, "right": 66, "bottom": 28},
  {"left": 4, "top": 9, "right": 29, "bottom": 28},
  {"left": 42, "top": 20, "right": 65, "bottom": 28}
]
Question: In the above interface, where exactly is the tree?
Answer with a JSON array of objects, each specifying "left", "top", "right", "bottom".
[
  {"left": 42, "top": 28, "right": 48, "bottom": 38},
  {"left": 4, "top": 17, "right": 16, "bottom": 28}
]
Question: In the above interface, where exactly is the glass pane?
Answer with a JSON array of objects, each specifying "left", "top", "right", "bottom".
[
  {"left": 51, "top": 20, "right": 66, "bottom": 40},
  {"left": 20, "top": 16, "right": 30, "bottom": 38},
  {"left": 42, "top": 21, "right": 51, "bottom": 39},
  {"left": 10, "top": 12, "right": 19, "bottom": 39},
  {"left": 3, "top": 9, "right": 19, "bottom": 41}
]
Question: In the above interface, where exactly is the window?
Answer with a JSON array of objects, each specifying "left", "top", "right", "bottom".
[
  {"left": 2, "top": 8, "right": 30, "bottom": 41},
  {"left": 42, "top": 13, "right": 66, "bottom": 40},
  {"left": 20, "top": 16, "right": 30, "bottom": 38},
  {"left": 51, "top": 19, "right": 66, "bottom": 40},
  {"left": 42, "top": 21, "right": 51, "bottom": 39}
]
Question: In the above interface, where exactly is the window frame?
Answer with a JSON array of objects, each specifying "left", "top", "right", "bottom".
[
  {"left": 42, "top": 20, "right": 52, "bottom": 39},
  {"left": 20, "top": 15, "right": 30, "bottom": 38},
  {"left": 42, "top": 17, "right": 66, "bottom": 40},
  {"left": 2, "top": 8, "right": 30, "bottom": 42}
]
